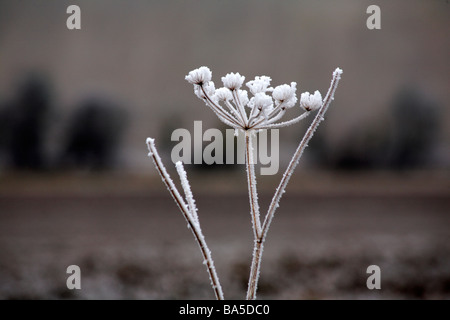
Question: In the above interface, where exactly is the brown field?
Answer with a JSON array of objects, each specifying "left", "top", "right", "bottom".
[{"left": 0, "top": 171, "right": 449, "bottom": 299}]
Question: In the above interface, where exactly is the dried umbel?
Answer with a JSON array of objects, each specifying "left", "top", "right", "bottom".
[
  {"left": 184, "top": 66, "right": 341, "bottom": 132},
  {"left": 147, "top": 66, "right": 343, "bottom": 299}
]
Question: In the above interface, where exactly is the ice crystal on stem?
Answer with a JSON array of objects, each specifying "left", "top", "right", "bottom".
[{"left": 146, "top": 66, "right": 343, "bottom": 300}]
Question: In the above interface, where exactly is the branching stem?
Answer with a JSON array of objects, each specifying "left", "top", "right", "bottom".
[
  {"left": 147, "top": 67, "right": 342, "bottom": 301},
  {"left": 246, "top": 68, "right": 342, "bottom": 300}
]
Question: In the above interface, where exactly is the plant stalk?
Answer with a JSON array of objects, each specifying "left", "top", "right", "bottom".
[
  {"left": 246, "top": 68, "right": 342, "bottom": 300},
  {"left": 147, "top": 139, "right": 224, "bottom": 300}
]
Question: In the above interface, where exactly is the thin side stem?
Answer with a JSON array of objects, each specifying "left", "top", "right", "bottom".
[
  {"left": 146, "top": 138, "right": 224, "bottom": 300},
  {"left": 267, "top": 100, "right": 286, "bottom": 119},
  {"left": 224, "top": 100, "right": 242, "bottom": 122},
  {"left": 233, "top": 89, "right": 249, "bottom": 125},
  {"left": 251, "top": 111, "right": 310, "bottom": 130},
  {"left": 266, "top": 107, "right": 286, "bottom": 125},
  {"left": 246, "top": 68, "right": 343, "bottom": 300},
  {"left": 247, "top": 109, "right": 261, "bottom": 127},
  {"left": 200, "top": 86, "right": 242, "bottom": 128},
  {"left": 261, "top": 68, "right": 342, "bottom": 238},
  {"left": 249, "top": 101, "right": 286, "bottom": 129},
  {"left": 176, "top": 161, "right": 198, "bottom": 225}
]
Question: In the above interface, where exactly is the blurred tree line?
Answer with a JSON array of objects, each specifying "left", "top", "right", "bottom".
[
  {"left": 0, "top": 73, "right": 442, "bottom": 173},
  {"left": 0, "top": 73, "right": 127, "bottom": 171},
  {"left": 308, "top": 85, "right": 443, "bottom": 171}
]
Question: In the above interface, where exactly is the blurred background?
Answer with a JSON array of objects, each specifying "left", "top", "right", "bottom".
[{"left": 0, "top": 0, "right": 449, "bottom": 299}]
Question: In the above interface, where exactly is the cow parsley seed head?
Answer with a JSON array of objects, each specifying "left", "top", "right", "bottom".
[
  {"left": 194, "top": 81, "right": 216, "bottom": 101},
  {"left": 253, "top": 92, "right": 273, "bottom": 111},
  {"left": 238, "top": 89, "right": 249, "bottom": 107},
  {"left": 185, "top": 66, "right": 212, "bottom": 85},
  {"left": 300, "top": 90, "right": 322, "bottom": 111},
  {"left": 222, "top": 72, "right": 245, "bottom": 90},
  {"left": 214, "top": 87, "right": 233, "bottom": 102},
  {"left": 273, "top": 82, "right": 297, "bottom": 108},
  {"left": 185, "top": 66, "right": 341, "bottom": 131},
  {"left": 246, "top": 76, "right": 273, "bottom": 95}
]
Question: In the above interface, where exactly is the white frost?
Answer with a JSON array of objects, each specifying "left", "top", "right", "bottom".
[
  {"left": 155, "top": 66, "right": 343, "bottom": 300},
  {"left": 300, "top": 90, "right": 322, "bottom": 111},
  {"left": 175, "top": 161, "right": 199, "bottom": 226},
  {"left": 246, "top": 76, "right": 273, "bottom": 95},
  {"left": 253, "top": 93, "right": 273, "bottom": 112},
  {"left": 194, "top": 81, "right": 216, "bottom": 101},
  {"left": 214, "top": 87, "right": 233, "bottom": 102},
  {"left": 146, "top": 138, "right": 224, "bottom": 300},
  {"left": 221, "top": 72, "right": 245, "bottom": 90},
  {"left": 185, "top": 66, "right": 212, "bottom": 85},
  {"left": 272, "top": 82, "right": 297, "bottom": 108}
]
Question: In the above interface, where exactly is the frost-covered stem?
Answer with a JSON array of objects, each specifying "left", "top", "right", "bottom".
[
  {"left": 146, "top": 138, "right": 190, "bottom": 217},
  {"left": 247, "top": 109, "right": 260, "bottom": 127},
  {"left": 245, "top": 130, "right": 264, "bottom": 300},
  {"left": 233, "top": 89, "right": 248, "bottom": 125},
  {"left": 246, "top": 68, "right": 342, "bottom": 300},
  {"left": 251, "top": 111, "right": 310, "bottom": 130},
  {"left": 246, "top": 239, "right": 263, "bottom": 300},
  {"left": 224, "top": 100, "right": 241, "bottom": 121},
  {"left": 249, "top": 101, "right": 287, "bottom": 129},
  {"left": 267, "top": 100, "right": 286, "bottom": 119},
  {"left": 266, "top": 107, "right": 286, "bottom": 125},
  {"left": 261, "top": 68, "right": 343, "bottom": 238},
  {"left": 245, "top": 131, "right": 262, "bottom": 239},
  {"left": 146, "top": 138, "right": 224, "bottom": 300},
  {"left": 200, "top": 86, "right": 241, "bottom": 128},
  {"left": 176, "top": 161, "right": 198, "bottom": 225}
]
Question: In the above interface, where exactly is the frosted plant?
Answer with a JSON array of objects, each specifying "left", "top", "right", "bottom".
[
  {"left": 146, "top": 66, "right": 343, "bottom": 300},
  {"left": 146, "top": 140, "right": 223, "bottom": 300}
]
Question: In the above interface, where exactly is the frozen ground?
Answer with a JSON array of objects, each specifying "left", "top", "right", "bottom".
[{"left": 0, "top": 172, "right": 449, "bottom": 299}]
